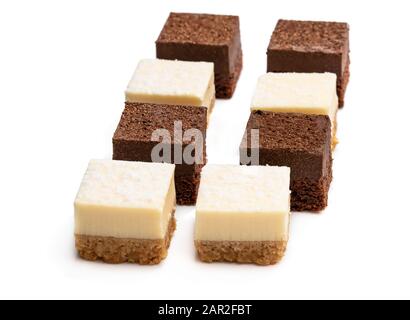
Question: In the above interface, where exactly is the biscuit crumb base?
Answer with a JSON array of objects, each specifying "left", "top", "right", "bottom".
[
  {"left": 76, "top": 214, "right": 176, "bottom": 265},
  {"left": 195, "top": 240, "right": 287, "bottom": 266}
]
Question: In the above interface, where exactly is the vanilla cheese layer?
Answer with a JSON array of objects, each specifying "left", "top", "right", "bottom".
[
  {"left": 195, "top": 210, "right": 289, "bottom": 242},
  {"left": 195, "top": 165, "right": 291, "bottom": 242},
  {"left": 74, "top": 160, "right": 176, "bottom": 239},
  {"left": 126, "top": 59, "right": 215, "bottom": 109},
  {"left": 251, "top": 73, "right": 338, "bottom": 138}
]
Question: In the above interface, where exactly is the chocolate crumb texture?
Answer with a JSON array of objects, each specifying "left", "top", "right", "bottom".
[
  {"left": 267, "top": 19, "right": 350, "bottom": 107},
  {"left": 241, "top": 111, "right": 333, "bottom": 212},
  {"left": 113, "top": 102, "right": 208, "bottom": 205},
  {"left": 156, "top": 12, "right": 243, "bottom": 99}
]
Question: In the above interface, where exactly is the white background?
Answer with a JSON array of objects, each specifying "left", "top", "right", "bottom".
[{"left": 0, "top": 0, "right": 409, "bottom": 300}]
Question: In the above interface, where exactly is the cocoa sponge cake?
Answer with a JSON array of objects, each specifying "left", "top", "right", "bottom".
[
  {"left": 195, "top": 165, "right": 291, "bottom": 266},
  {"left": 116, "top": 59, "right": 214, "bottom": 205},
  {"left": 267, "top": 19, "right": 350, "bottom": 107},
  {"left": 241, "top": 72, "right": 335, "bottom": 212},
  {"left": 156, "top": 13, "right": 243, "bottom": 99},
  {"left": 74, "top": 160, "right": 176, "bottom": 265},
  {"left": 241, "top": 111, "right": 332, "bottom": 212},
  {"left": 113, "top": 103, "right": 207, "bottom": 206}
]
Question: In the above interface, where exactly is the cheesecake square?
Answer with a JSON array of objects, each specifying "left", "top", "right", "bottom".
[
  {"left": 194, "top": 165, "right": 291, "bottom": 266},
  {"left": 126, "top": 59, "right": 215, "bottom": 122},
  {"left": 240, "top": 111, "right": 332, "bottom": 212},
  {"left": 267, "top": 19, "right": 350, "bottom": 107},
  {"left": 156, "top": 13, "right": 243, "bottom": 99},
  {"left": 113, "top": 102, "right": 207, "bottom": 206},
  {"left": 74, "top": 160, "right": 176, "bottom": 265},
  {"left": 251, "top": 72, "right": 338, "bottom": 150}
]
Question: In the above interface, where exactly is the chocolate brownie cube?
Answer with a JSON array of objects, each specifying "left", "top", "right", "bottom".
[
  {"left": 113, "top": 102, "right": 207, "bottom": 206},
  {"left": 240, "top": 111, "right": 332, "bottom": 212},
  {"left": 156, "top": 12, "right": 243, "bottom": 99},
  {"left": 267, "top": 19, "right": 350, "bottom": 107}
]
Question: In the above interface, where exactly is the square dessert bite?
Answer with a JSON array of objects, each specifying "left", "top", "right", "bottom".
[
  {"left": 156, "top": 13, "right": 242, "bottom": 99},
  {"left": 251, "top": 72, "right": 338, "bottom": 150},
  {"left": 74, "top": 160, "right": 176, "bottom": 265},
  {"left": 113, "top": 102, "right": 207, "bottom": 206},
  {"left": 195, "top": 165, "right": 291, "bottom": 266},
  {"left": 267, "top": 19, "right": 350, "bottom": 107},
  {"left": 240, "top": 111, "right": 332, "bottom": 212},
  {"left": 126, "top": 59, "right": 215, "bottom": 122}
]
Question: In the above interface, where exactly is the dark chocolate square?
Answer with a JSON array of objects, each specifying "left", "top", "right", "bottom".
[
  {"left": 267, "top": 19, "right": 350, "bottom": 107},
  {"left": 156, "top": 13, "right": 243, "bottom": 99},
  {"left": 240, "top": 111, "right": 332, "bottom": 212},
  {"left": 113, "top": 102, "right": 207, "bottom": 205}
]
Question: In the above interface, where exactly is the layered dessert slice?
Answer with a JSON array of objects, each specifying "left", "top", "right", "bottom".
[
  {"left": 156, "top": 13, "right": 242, "bottom": 99},
  {"left": 240, "top": 111, "right": 332, "bottom": 212},
  {"left": 74, "top": 160, "right": 176, "bottom": 265},
  {"left": 195, "top": 165, "right": 291, "bottom": 266},
  {"left": 251, "top": 72, "right": 338, "bottom": 150},
  {"left": 267, "top": 19, "right": 350, "bottom": 107},
  {"left": 113, "top": 103, "right": 207, "bottom": 205},
  {"left": 121, "top": 59, "right": 213, "bottom": 205},
  {"left": 126, "top": 59, "right": 215, "bottom": 122}
]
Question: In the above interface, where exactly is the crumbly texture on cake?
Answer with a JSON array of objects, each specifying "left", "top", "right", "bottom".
[
  {"left": 215, "top": 50, "right": 243, "bottom": 99},
  {"left": 75, "top": 213, "right": 176, "bottom": 265},
  {"left": 269, "top": 19, "right": 349, "bottom": 54},
  {"left": 157, "top": 13, "right": 239, "bottom": 46},
  {"left": 176, "top": 164, "right": 204, "bottom": 206},
  {"left": 291, "top": 155, "right": 333, "bottom": 212},
  {"left": 195, "top": 240, "right": 287, "bottom": 266},
  {"left": 246, "top": 111, "right": 330, "bottom": 155},
  {"left": 337, "top": 58, "right": 350, "bottom": 107},
  {"left": 267, "top": 19, "right": 350, "bottom": 107},
  {"left": 114, "top": 103, "right": 207, "bottom": 144},
  {"left": 156, "top": 12, "right": 242, "bottom": 98},
  {"left": 240, "top": 111, "right": 332, "bottom": 212},
  {"left": 113, "top": 102, "right": 208, "bottom": 205}
]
